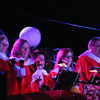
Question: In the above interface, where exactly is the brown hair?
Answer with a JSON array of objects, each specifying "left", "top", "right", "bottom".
[
  {"left": 54, "top": 48, "right": 74, "bottom": 68},
  {"left": 10, "top": 38, "right": 30, "bottom": 58},
  {"left": 88, "top": 36, "right": 100, "bottom": 49}
]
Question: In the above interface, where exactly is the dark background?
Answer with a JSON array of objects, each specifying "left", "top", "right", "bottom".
[{"left": 1, "top": 0, "right": 100, "bottom": 61}]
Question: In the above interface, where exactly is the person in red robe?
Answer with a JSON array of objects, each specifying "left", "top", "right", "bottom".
[
  {"left": 10, "top": 38, "right": 36, "bottom": 95},
  {"left": 0, "top": 34, "right": 10, "bottom": 72},
  {"left": 75, "top": 36, "right": 100, "bottom": 99},
  {"left": 0, "top": 34, "right": 12, "bottom": 98},
  {"left": 0, "top": 34, "right": 19, "bottom": 97},
  {"left": 31, "top": 53, "right": 52, "bottom": 92},
  {"left": 49, "top": 48, "right": 80, "bottom": 93}
]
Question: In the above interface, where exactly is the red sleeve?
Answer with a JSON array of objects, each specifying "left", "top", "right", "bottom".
[
  {"left": 46, "top": 72, "right": 58, "bottom": 91},
  {"left": 0, "top": 59, "right": 11, "bottom": 72},
  {"left": 75, "top": 56, "right": 94, "bottom": 82},
  {"left": 75, "top": 56, "right": 99, "bottom": 94}
]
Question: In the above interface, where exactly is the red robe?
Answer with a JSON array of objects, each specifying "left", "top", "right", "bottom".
[
  {"left": 47, "top": 68, "right": 59, "bottom": 91},
  {"left": 9, "top": 57, "right": 35, "bottom": 95},
  {"left": 0, "top": 53, "right": 19, "bottom": 96},
  {"left": 7, "top": 63, "right": 19, "bottom": 96},
  {"left": 75, "top": 50, "right": 100, "bottom": 94},
  {"left": 31, "top": 68, "right": 57, "bottom": 92},
  {"left": 31, "top": 69, "right": 49, "bottom": 92}
]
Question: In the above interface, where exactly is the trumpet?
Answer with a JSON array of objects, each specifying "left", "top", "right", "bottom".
[{"left": 58, "top": 60, "right": 73, "bottom": 72}]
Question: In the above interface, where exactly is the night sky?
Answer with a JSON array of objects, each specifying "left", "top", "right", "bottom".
[{"left": 1, "top": 0, "right": 100, "bottom": 61}]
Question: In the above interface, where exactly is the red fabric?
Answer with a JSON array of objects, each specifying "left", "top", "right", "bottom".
[
  {"left": 7, "top": 90, "right": 86, "bottom": 100},
  {"left": 7, "top": 60, "right": 36, "bottom": 96},
  {"left": 0, "top": 59, "right": 11, "bottom": 72},
  {"left": 0, "top": 58, "right": 19, "bottom": 96},
  {"left": 31, "top": 72, "right": 53, "bottom": 92},
  {"left": 7, "top": 70, "right": 19, "bottom": 96},
  {"left": 46, "top": 72, "right": 56, "bottom": 91},
  {"left": 75, "top": 55, "right": 100, "bottom": 94},
  {"left": 21, "top": 65, "right": 35, "bottom": 94},
  {"left": 16, "top": 61, "right": 36, "bottom": 94},
  {"left": 31, "top": 70, "right": 56, "bottom": 92},
  {"left": 31, "top": 81, "right": 40, "bottom": 92},
  {"left": 8, "top": 92, "right": 53, "bottom": 100}
]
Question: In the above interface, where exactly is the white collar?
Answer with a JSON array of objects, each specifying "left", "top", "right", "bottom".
[
  {"left": 36, "top": 69, "right": 48, "bottom": 75},
  {"left": 0, "top": 52, "right": 9, "bottom": 61},
  {"left": 24, "top": 58, "right": 34, "bottom": 66},
  {"left": 79, "top": 50, "right": 100, "bottom": 63}
]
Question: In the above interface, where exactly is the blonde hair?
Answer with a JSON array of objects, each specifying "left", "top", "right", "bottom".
[{"left": 10, "top": 38, "right": 30, "bottom": 58}]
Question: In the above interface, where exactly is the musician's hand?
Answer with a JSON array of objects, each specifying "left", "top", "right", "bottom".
[{"left": 58, "top": 62, "right": 67, "bottom": 68}]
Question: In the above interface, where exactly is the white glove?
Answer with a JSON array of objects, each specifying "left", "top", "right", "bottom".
[{"left": 31, "top": 69, "right": 43, "bottom": 88}]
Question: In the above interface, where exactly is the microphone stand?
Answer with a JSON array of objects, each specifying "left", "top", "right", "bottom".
[
  {"left": 73, "top": 72, "right": 80, "bottom": 86},
  {"left": 73, "top": 67, "right": 81, "bottom": 86},
  {"left": 78, "top": 67, "right": 100, "bottom": 85},
  {"left": 89, "top": 72, "right": 97, "bottom": 84}
]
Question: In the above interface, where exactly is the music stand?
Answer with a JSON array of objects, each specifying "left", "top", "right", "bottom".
[{"left": 53, "top": 70, "right": 80, "bottom": 91}]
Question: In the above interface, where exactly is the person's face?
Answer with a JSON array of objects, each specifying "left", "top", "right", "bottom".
[
  {"left": 62, "top": 51, "right": 73, "bottom": 66},
  {"left": 20, "top": 42, "right": 30, "bottom": 59},
  {"left": 0, "top": 39, "right": 8, "bottom": 53},
  {"left": 90, "top": 40, "right": 100, "bottom": 57},
  {"left": 35, "top": 54, "right": 45, "bottom": 69}
]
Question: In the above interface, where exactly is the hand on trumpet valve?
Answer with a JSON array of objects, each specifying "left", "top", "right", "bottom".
[{"left": 58, "top": 63, "right": 67, "bottom": 68}]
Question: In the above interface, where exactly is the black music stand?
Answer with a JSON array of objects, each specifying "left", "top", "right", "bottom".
[
  {"left": 88, "top": 76, "right": 100, "bottom": 85},
  {"left": 88, "top": 67, "right": 100, "bottom": 85},
  {"left": 53, "top": 70, "right": 80, "bottom": 91}
]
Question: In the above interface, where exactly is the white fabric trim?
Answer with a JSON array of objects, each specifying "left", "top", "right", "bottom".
[
  {"left": 16, "top": 57, "right": 25, "bottom": 61},
  {"left": 24, "top": 58, "right": 34, "bottom": 66},
  {"left": 0, "top": 52, "right": 9, "bottom": 61},
  {"left": 79, "top": 50, "right": 100, "bottom": 63},
  {"left": 42, "top": 69, "right": 48, "bottom": 75}
]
